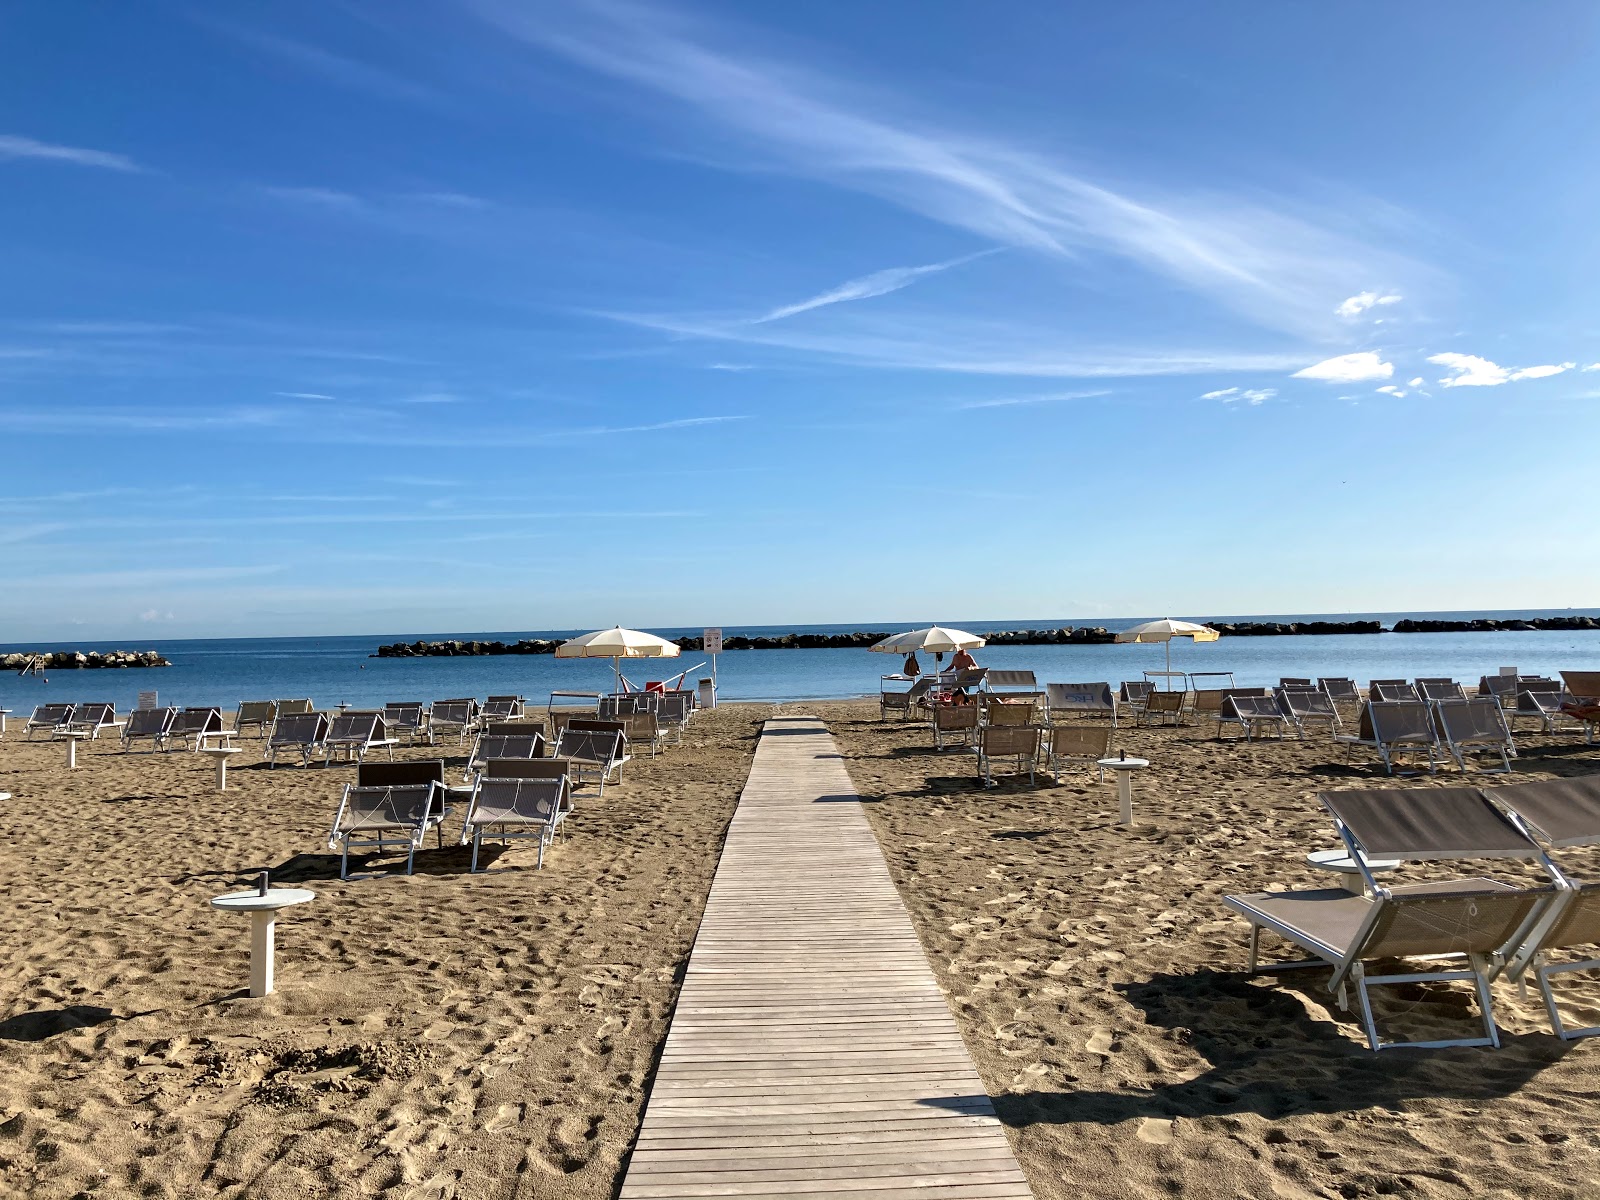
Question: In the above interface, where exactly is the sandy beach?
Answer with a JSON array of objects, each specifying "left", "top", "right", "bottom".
[{"left": 3, "top": 698, "right": 1599, "bottom": 1198}]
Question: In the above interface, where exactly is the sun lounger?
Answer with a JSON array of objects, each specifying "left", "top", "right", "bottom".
[
  {"left": 1119, "top": 680, "right": 1153, "bottom": 712},
  {"left": 1371, "top": 682, "right": 1420, "bottom": 703},
  {"left": 1278, "top": 687, "right": 1343, "bottom": 739},
  {"left": 975, "top": 724, "right": 1040, "bottom": 788},
  {"left": 1335, "top": 701, "right": 1440, "bottom": 775},
  {"left": 1188, "top": 673, "right": 1237, "bottom": 720},
  {"left": 983, "top": 670, "right": 1044, "bottom": 710},
  {"left": 122, "top": 706, "right": 176, "bottom": 751},
  {"left": 1319, "top": 677, "right": 1359, "bottom": 704},
  {"left": 931, "top": 702, "right": 979, "bottom": 750},
  {"left": 1484, "top": 776, "right": 1600, "bottom": 1038},
  {"left": 1434, "top": 698, "right": 1516, "bottom": 772},
  {"left": 327, "top": 781, "right": 445, "bottom": 879},
  {"left": 483, "top": 695, "right": 524, "bottom": 721},
  {"left": 552, "top": 724, "right": 628, "bottom": 794},
  {"left": 170, "top": 707, "right": 226, "bottom": 751},
  {"left": 617, "top": 709, "right": 662, "bottom": 757},
  {"left": 1226, "top": 786, "right": 1557, "bottom": 1049},
  {"left": 880, "top": 678, "right": 914, "bottom": 721},
  {"left": 25, "top": 703, "right": 74, "bottom": 739},
  {"left": 381, "top": 702, "right": 429, "bottom": 744},
  {"left": 460, "top": 764, "right": 573, "bottom": 872},
  {"left": 1559, "top": 672, "right": 1600, "bottom": 744},
  {"left": 267, "top": 711, "right": 330, "bottom": 767},
  {"left": 466, "top": 732, "right": 545, "bottom": 780},
  {"left": 654, "top": 691, "right": 695, "bottom": 743},
  {"left": 428, "top": 698, "right": 480, "bottom": 744},
  {"left": 483, "top": 720, "right": 546, "bottom": 739},
  {"left": 1045, "top": 682, "right": 1117, "bottom": 727},
  {"left": 1417, "top": 679, "right": 1466, "bottom": 702},
  {"left": 275, "top": 698, "right": 314, "bottom": 716},
  {"left": 235, "top": 700, "right": 277, "bottom": 738},
  {"left": 1218, "top": 694, "right": 1289, "bottom": 742},
  {"left": 986, "top": 698, "right": 1038, "bottom": 726},
  {"left": 66, "top": 703, "right": 123, "bottom": 739},
  {"left": 323, "top": 711, "right": 396, "bottom": 764},
  {"left": 1044, "top": 724, "right": 1112, "bottom": 782},
  {"left": 1138, "top": 689, "right": 1186, "bottom": 726},
  {"left": 1510, "top": 681, "right": 1573, "bottom": 733},
  {"left": 1279, "top": 677, "right": 1312, "bottom": 688}
]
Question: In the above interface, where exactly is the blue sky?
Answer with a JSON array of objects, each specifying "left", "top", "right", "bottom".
[{"left": 3, "top": 2, "right": 1599, "bottom": 640}]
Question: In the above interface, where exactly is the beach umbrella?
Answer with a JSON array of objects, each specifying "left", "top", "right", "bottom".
[
  {"left": 555, "top": 626, "right": 681, "bottom": 691},
  {"left": 870, "top": 626, "right": 985, "bottom": 672},
  {"left": 1113, "top": 618, "right": 1220, "bottom": 685}
]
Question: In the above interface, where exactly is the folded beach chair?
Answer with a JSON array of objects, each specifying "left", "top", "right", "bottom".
[
  {"left": 381, "top": 702, "right": 429, "bottom": 745},
  {"left": 1319, "top": 677, "right": 1359, "bottom": 704},
  {"left": 275, "top": 698, "right": 315, "bottom": 716},
  {"left": 1369, "top": 678, "right": 1408, "bottom": 692},
  {"left": 67, "top": 703, "right": 123, "bottom": 739},
  {"left": 1279, "top": 677, "right": 1312, "bottom": 688},
  {"left": 1417, "top": 679, "right": 1466, "bottom": 702},
  {"left": 234, "top": 700, "right": 277, "bottom": 738},
  {"left": 324, "top": 711, "right": 397, "bottom": 764},
  {"left": 552, "top": 724, "right": 628, "bottom": 794},
  {"left": 975, "top": 724, "right": 1040, "bottom": 788},
  {"left": 460, "top": 762, "right": 574, "bottom": 871},
  {"left": 327, "top": 781, "right": 445, "bottom": 879},
  {"left": 428, "top": 698, "right": 480, "bottom": 744},
  {"left": 931, "top": 702, "right": 979, "bottom": 750},
  {"left": 984, "top": 670, "right": 1044, "bottom": 711},
  {"left": 1217, "top": 694, "right": 1289, "bottom": 742},
  {"left": 1434, "top": 698, "right": 1516, "bottom": 772},
  {"left": 267, "top": 711, "right": 330, "bottom": 767},
  {"left": 1509, "top": 681, "right": 1573, "bottom": 734},
  {"left": 170, "top": 706, "right": 226, "bottom": 751},
  {"left": 466, "top": 732, "right": 544, "bottom": 780},
  {"left": 880, "top": 679, "right": 914, "bottom": 721},
  {"left": 482, "top": 720, "right": 546, "bottom": 739},
  {"left": 1486, "top": 776, "right": 1600, "bottom": 1038},
  {"left": 1559, "top": 671, "right": 1600, "bottom": 744},
  {"left": 25, "top": 703, "right": 74, "bottom": 739},
  {"left": 1372, "top": 682, "right": 1421, "bottom": 703},
  {"left": 1138, "top": 688, "right": 1186, "bottom": 727},
  {"left": 482, "top": 695, "right": 524, "bottom": 721},
  {"left": 122, "top": 705, "right": 176, "bottom": 751},
  {"left": 1225, "top": 786, "right": 1558, "bottom": 1050},
  {"left": 1119, "top": 680, "right": 1153, "bottom": 712},
  {"left": 1278, "top": 687, "right": 1343, "bottom": 739},
  {"left": 986, "top": 699, "right": 1038, "bottom": 726},
  {"left": 1044, "top": 724, "right": 1112, "bottom": 782},
  {"left": 1335, "top": 701, "right": 1440, "bottom": 775},
  {"left": 655, "top": 692, "right": 694, "bottom": 743},
  {"left": 1045, "top": 682, "right": 1117, "bottom": 728},
  {"left": 619, "top": 709, "right": 662, "bottom": 757},
  {"left": 1480, "top": 674, "right": 1519, "bottom": 701}
]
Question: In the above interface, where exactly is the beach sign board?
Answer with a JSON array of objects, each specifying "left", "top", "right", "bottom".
[
  {"left": 137, "top": 690, "right": 158, "bottom": 711},
  {"left": 703, "top": 628, "right": 723, "bottom": 655}
]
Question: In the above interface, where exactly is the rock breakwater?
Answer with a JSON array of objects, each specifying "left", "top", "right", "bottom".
[{"left": 2, "top": 649, "right": 170, "bottom": 670}]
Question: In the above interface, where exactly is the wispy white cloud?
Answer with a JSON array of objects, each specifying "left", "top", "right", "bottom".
[
  {"left": 476, "top": 0, "right": 1426, "bottom": 340},
  {"left": 199, "top": 22, "right": 438, "bottom": 105},
  {"left": 1335, "top": 290, "right": 1402, "bottom": 318},
  {"left": 1407, "top": 376, "right": 1424, "bottom": 387},
  {"left": 263, "top": 185, "right": 366, "bottom": 211},
  {"left": 1204, "top": 386, "right": 1274, "bottom": 404},
  {"left": 955, "top": 389, "right": 1111, "bottom": 410},
  {"left": 0, "top": 134, "right": 141, "bottom": 172},
  {"left": 1375, "top": 384, "right": 1407, "bottom": 397},
  {"left": 275, "top": 391, "right": 336, "bottom": 400},
  {"left": 1583, "top": 363, "right": 1600, "bottom": 372},
  {"left": 1292, "top": 351, "right": 1394, "bottom": 383},
  {"left": 1428, "top": 353, "right": 1577, "bottom": 387},
  {"left": 1200, "top": 387, "right": 1237, "bottom": 400},
  {"left": 753, "top": 253, "right": 991, "bottom": 324},
  {"left": 705, "top": 362, "right": 756, "bottom": 371}
]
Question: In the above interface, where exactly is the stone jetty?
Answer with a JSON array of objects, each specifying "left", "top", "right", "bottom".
[{"left": 2, "top": 649, "right": 170, "bottom": 670}]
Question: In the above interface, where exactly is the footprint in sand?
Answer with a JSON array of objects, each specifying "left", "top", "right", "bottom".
[
  {"left": 1136, "top": 1118, "right": 1174, "bottom": 1145},
  {"left": 484, "top": 1103, "right": 523, "bottom": 1132},
  {"left": 1085, "top": 1028, "right": 1117, "bottom": 1056}
]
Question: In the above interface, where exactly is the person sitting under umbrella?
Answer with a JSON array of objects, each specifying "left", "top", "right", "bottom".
[{"left": 949, "top": 646, "right": 978, "bottom": 673}]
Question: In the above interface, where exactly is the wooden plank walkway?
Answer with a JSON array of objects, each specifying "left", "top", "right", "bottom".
[{"left": 619, "top": 715, "right": 1033, "bottom": 1199}]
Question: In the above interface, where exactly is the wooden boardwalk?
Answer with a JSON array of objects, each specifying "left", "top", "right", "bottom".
[{"left": 619, "top": 715, "right": 1033, "bottom": 1199}]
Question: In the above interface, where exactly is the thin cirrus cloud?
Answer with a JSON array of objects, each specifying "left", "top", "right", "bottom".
[
  {"left": 1427, "top": 353, "right": 1577, "bottom": 387},
  {"left": 1335, "top": 290, "right": 1402, "bottom": 319},
  {"left": 275, "top": 391, "right": 336, "bottom": 400},
  {"left": 954, "top": 389, "right": 1111, "bottom": 410},
  {"left": 472, "top": 0, "right": 1427, "bottom": 342},
  {"left": 196, "top": 20, "right": 440, "bottom": 105},
  {"left": 1201, "top": 387, "right": 1275, "bottom": 405},
  {"left": 751, "top": 252, "right": 994, "bottom": 324},
  {"left": 1292, "top": 351, "right": 1394, "bottom": 383},
  {"left": 0, "top": 134, "right": 141, "bottom": 172}
]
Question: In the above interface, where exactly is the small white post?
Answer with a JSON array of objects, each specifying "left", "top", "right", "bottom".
[
  {"left": 64, "top": 736, "right": 78, "bottom": 770},
  {"left": 249, "top": 911, "right": 275, "bottom": 997},
  {"left": 1117, "top": 772, "right": 1133, "bottom": 825},
  {"left": 215, "top": 755, "right": 229, "bottom": 791}
]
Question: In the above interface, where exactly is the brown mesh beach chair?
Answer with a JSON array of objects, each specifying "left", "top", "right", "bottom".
[
  {"left": 1045, "top": 682, "right": 1117, "bottom": 728},
  {"left": 1280, "top": 677, "right": 1312, "bottom": 688},
  {"left": 25, "top": 703, "right": 74, "bottom": 739},
  {"left": 975, "top": 724, "right": 1040, "bottom": 788},
  {"left": 1319, "top": 677, "right": 1359, "bottom": 704},
  {"left": 1418, "top": 679, "right": 1467, "bottom": 702},
  {"left": 1217, "top": 694, "right": 1288, "bottom": 742},
  {"left": 325, "top": 711, "right": 397, "bottom": 764},
  {"left": 275, "top": 698, "right": 314, "bottom": 716},
  {"left": 552, "top": 724, "right": 628, "bottom": 794},
  {"left": 466, "top": 732, "right": 544, "bottom": 780},
  {"left": 1335, "top": 701, "right": 1440, "bottom": 775},
  {"left": 483, "top": 695, "right": 524, "bottom": 721},
  {"left": 482, "top": 720, "right": 546, "bottom": 739},
  {"left": 267, "top": 711, "right": 330, "bottom": 767},
  {"left": 1225, "top": 787, "right": 1558, "bottom": 1050},
  {"left": 1434, "top": 698, "right": 1516, "bottom": 772},
  {"left": 1509, "top": 680, "right": 1572, "bottom": 734},
  {"left": 358, "top": 759, "right": 452, "bottom": 824},
  {"left": 381, "top": 702, "right": 429, "bottom": 744},
  {"left": 327, "top": 781, "right": 444, "bottom": 879},
  {"left": 1372, "top": 682, "right": 1421, "bottom": 703},
  {"left": 619, "top": 709, "right": 662, "bottom": 757},
  {"left": 880, "top": 681, "right": 913, "bottom": 721},
  {"left": 1278, "top": 687, "right": 1343, "bottom": 739},
  {"left": 986, "top": 699, "right": 1038, "bottom": 726},
  {"left": 428, "top": 698, "right": 480, "bottom": 744},
  {"left": 1138, "top": 688, "right": 1186, "bottom": 726},
  {"left": 66, "top": 703, "right": 123, "bottom": 739},
  {"left": 1044, "top": 724, "right": 1112, "bottom": 782},
  {"left": 930, "top": 702, "right": 979, "bottom": 750},
  {"left": 655, "top": 691, "right": 694, "bottom": 743},
  {"left": 170, "top": 706, "right": 225, "bottom": 751},
  {"left": 1559, "top": 672, "right": 1600, "bottom": 744},
  {"left": 1484, "top": 776, "right": 1600, "bottom": 1039},
  {"left": 122, "top": 706, "right": 176, "bottom": 752},
  {"left": 1119, "top": 680, "right": 1153, "bottom": 712},
  {"left": 460, "top": 764, "right": 573, "bottom": 872},
  {"left": 234, "top": 700, "right": 277, "bottom": 738}
]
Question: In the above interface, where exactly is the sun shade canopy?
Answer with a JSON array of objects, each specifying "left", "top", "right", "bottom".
[
  {"left": 869, "top": 626, "right": 986, "bottom": 654},
  {"left": 1320, "top": 787, "right": 1543, "bottom": 860},
  {"left": 1490, "top": 777, "right": 1600, "bottom": 848},
  {"left": 555, "top": 627, "right": 682, "bottom": 660},
  {"left": 1113, "top": 618, "right": 1220, "bottom": 644}
]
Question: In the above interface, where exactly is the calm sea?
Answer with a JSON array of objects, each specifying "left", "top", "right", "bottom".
[{"left": 2, "top": 611, "right": 1598, "bottom": 713}]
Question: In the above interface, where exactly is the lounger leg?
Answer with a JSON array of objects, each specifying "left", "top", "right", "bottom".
[
  {"left": 1247, "top": 924, "right": 1261, "bottom": 973},
  {"left": 405, "top": 842, "right": 416, "bottom": 876},
  {"left": 470, "top": 831, "right": 482, "bottom": 873},
  {"left": 1353, "top": 966, "right": 1382, "bottom": 1051},
  {"left": 340, "top": 841, "right": 350, "bottom": 881},
  {"left": 1470, "top": 954, "right": 1501, "bottom": 1049}
]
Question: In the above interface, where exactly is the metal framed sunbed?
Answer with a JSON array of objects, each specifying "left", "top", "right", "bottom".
[
  {"left": 465, "top": 732, "right": 544, "bottom": 781},
  {"left": 1226, "top": 786, "right": 1559, "bottom": 1050},
  {"left": 323, "top": 711, "right": 397, "bottom": 764},
  {"left": 1217, "top": 694, "right": 1289, "bottom": 742},
  {"left": 1119, "top": 680, "right": 1153, "bottom": 712},
  {"left": 170, "top": 707, "right": 226, "bottom": 751},
  {"left": 67, "top": 703, "right": 123, "bottom": 739},
  {"left": 267, "top": 711, "right": 330, "bottom": 767},
  {"left": 235, "top": 700, "right": 277, "bottom": 738},
  {"left": 122, "top": 706, "right": 176, "bottom": 751},
  {"left": 974, "top": 724, "right": 1040, "bottom": 788},
  {"left": 381, "top": 702, "right": 429, "bottom": 744},
  {"left": 428, "top": 698, "right": 480, "bottom": 744},
  {"left": 327, "top": 782, "right": 445, "bottom": 879},
  {"left": 930, "top": 702, "right": 979, "bottom": 750},
  {"left": 1319, "top": 677, "right": 1359, "bottom": 704},
  {"left": 460, "top": 764, "right": 573, "bottom": 871},
  {"left": 1335, "top": 701, "right": 1441, "bottom": 775},
  {"left": 1559, "top": 672, "right": 1600, "bottom": 744},
  {"left": 1278, "top": 687, "right": 1343, "bottom": 739},
  {"left": 1417, "top": 679, "right": 1467, "bottom": 702},
  {"left": 25, "top": 703, "right": 74, "bottom": 739},
  {"left": 1434, "top": 698, "right": 1516, "bottom": 772},
  {"left": 1044, "top": 723, "right": 1112, "bottom": 782},
  {"left": 1045, "top": 682, "right": 1117, "bottom": 728},
  {"left": 551, "top": 725, "right": 628, "bottom": 795}
]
